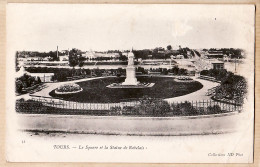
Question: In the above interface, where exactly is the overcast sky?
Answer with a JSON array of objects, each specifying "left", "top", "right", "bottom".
[{"left": 7, "top": 4, "right": 255, "bottom": 52}]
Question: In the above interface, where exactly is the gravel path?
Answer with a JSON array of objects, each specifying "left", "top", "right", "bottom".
[
  {"left": 165, "top": 77, "right": 219, "bottom": 102},
  {"left": 31, "top": 77, "right": 106, "bottom": 97}
]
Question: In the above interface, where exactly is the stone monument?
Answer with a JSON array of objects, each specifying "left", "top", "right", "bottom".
[
  {"left": 106, "top": 49, "right": 154, "bottom": 88},
  {"left": 122, "top": 50, "right": 139, "bottom": 85}
]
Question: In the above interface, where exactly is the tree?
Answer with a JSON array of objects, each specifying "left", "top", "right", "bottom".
[
  {"left": 15, "top": 80, "right": 23, "bottom": 93},
  {"left": 78, "top": 55, "right": 85, "bottom": 68},
  {"left": 167, "top": 45, "right": 172, "bottom": 50},
  {"left": 178, "top": 68, "right": 187, "bottom": 75},
  {"left": 49, "top": 51, "right": 59, "bottom": 61},
  {"left": 37, "top": 77, "right": 42, "bottom": 84},
  {"left": 119, "top": 54, "right": 127, "bottom": 61},
  {"left": 172, "top": 66, "right": 179, "bottom": 75},
  {"left": 194, "top": 50, "right": 201, "bottom": 57},
  {"left": 190, "top": 50, "right": 195, "bottom": 57},
  {"left": 69, "top": 48, "right": 80, "bottom": 68}
]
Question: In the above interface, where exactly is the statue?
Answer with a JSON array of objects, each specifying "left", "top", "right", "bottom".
[
  {"left": 122, "top": 50, "right": 139, "bottom": 85},
  {"left": 107, "top": 48, "right": 154, "bottom": 88}
]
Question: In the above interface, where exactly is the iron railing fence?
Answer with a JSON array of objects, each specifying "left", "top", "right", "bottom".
[{"left": 16, "top": 96, "right": 243, "bottom": 115}]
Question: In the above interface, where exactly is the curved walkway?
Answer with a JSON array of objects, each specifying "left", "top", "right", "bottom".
[
  {"left": 30, "top": 76, "right": 219, "bottom": 102},
  {"left": 31, "top": 77, "right": 106, "bottom": 97},
  {"left": 165, "top": 77, "right": 219, "bottom": 103},
  {"left": 21, "top": 76, "right": 222, "bottom": 110}
]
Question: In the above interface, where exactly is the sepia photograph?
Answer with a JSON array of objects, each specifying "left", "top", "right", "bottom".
[{"left": 6, "top": 4, "right": 255, "bottom": 163}]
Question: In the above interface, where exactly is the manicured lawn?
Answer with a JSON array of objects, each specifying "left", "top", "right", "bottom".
[{"left": 49, "top": 76, "right": 203, "bottom": 103}]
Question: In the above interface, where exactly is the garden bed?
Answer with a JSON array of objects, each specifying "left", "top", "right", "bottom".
[
  {"left": 54, "top": 83, "right": 83, "bottom": 94},
  {"left": 49, "top": 76, "right": 203, "bottom": 103},
  {"left": 55, "top": 88, "right": 83, "bottom": 94}
]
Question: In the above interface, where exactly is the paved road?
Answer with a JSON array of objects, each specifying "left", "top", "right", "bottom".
[
  {"left": 11, "top": 111, "right": 253, "bottom": 163},
  {"left": 17, "top": 111, "right": 247, "bottom": 136}
]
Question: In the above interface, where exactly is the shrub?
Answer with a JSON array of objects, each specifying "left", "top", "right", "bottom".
[
  {"left": 207, "top": 105, "right": 222, "bottom": 114},
  {"left": 178, "top": 68, "right": 188, "bottom": 75},
  {"left": 15, "top": 80, "right": 23, "bottom": 93},
  {"left": 136, "top": 67, "right": 146, "bottom": 74},
  {"left": 138, "top": 97, "right": 171, "bottom": 116},
  {"left": 122, "top": 106, "right": 138, "bottom": 115},
  {"left": 16, "top": 74, "right": 42, "bottom": 93},
  {"left": 171, "top": 101, "right": 199, "bottom": 116},
  {"left": 51, "top": 75, "right": 55, "bottom": 82},
  {"left": 56, "top": 83, "right": 81, "bottom": 93},
  {"left": 16, "top": 99, "right": 47, "bottom": 113},
  {"left": 109, "top": 106, "right": 122, "bottom": 115},
  {"left": 200, "top": 69, "right": 247, "bottom": 104},
  {"left": 53, "top": 70, "right": 71, "bottom": 81}
]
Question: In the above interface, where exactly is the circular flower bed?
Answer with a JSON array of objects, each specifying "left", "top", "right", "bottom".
[{"left": 55, "top": 83, "right": 83, "bottom": 94}]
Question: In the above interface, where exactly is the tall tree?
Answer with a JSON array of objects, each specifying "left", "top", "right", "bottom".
[
  {"left": 78, "top": 55, "right": 85, "bottom": 68},
  {"left": 167, "top": 45, "right": 172, "bottom": 50},
  {"left": 69, "top": 48, "right": 80, "bottom": 68}
]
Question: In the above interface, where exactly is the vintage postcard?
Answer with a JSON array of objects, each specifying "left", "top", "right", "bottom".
[{"left": 6, "top": 4, "right": 255, "bottom": 163}]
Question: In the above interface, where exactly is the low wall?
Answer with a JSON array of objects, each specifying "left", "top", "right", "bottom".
[{"left": 17, "top": 112, "right": 244, "bottom": 136}]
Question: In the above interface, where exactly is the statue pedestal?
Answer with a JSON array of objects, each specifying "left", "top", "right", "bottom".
[{"left": 122, "top": 66, "right": 139, "bottom": 85}]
